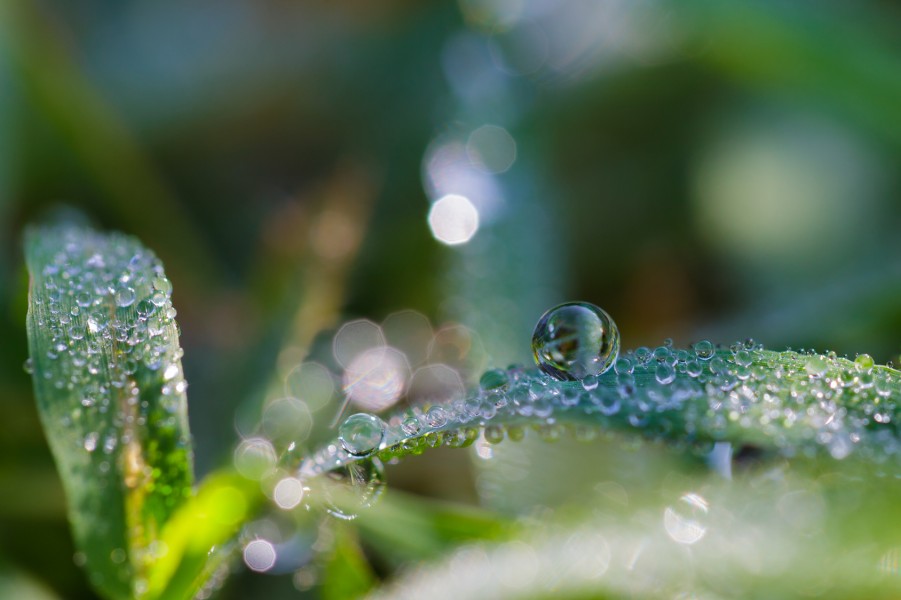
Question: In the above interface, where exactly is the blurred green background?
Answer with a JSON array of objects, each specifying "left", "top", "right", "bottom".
[{"left": 2, "top": 0, "right": 901, "bottom": 597}]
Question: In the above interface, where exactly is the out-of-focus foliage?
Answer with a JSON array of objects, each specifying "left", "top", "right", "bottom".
[{"left": 3, "top": 0, "right": 901, "bottom": 598}]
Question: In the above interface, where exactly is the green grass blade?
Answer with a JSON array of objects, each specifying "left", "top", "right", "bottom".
[
  {"left": 302, "top": 344, "right": 901, "bottom": 480},
  {"left": 25, "top": 222, "right": 193, "bottom": 600}
]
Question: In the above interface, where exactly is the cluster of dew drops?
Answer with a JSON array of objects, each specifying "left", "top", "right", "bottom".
[
  {"left": 297, "top": 301, "right": 901, "bottom": 509},
  {"left": 26, "top": 226, "right": 190, "bottom": 492}
]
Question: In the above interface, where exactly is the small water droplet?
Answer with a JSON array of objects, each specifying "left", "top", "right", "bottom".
[
  {"left": 338, "top": 413, "right": 386, "bottom": 457},
  {"left": 479, "top": 368, "right": 509, "bottom": 391},
  {"left": 693, "top": 340, "right": 715, "bottom": 361},
  {"left": 115, "top": 287, "right": 136, "bottom": 308},
  {"left": 426, "top": 406, "right": 448, "bottom": 428},
  {"left": 655, "top": 363, "right": 676, "bottom": 385},
  {"left": 531, "top": 302, "right": 620, "bottom": 381},
  {"left": 805, "top": 356, "right": 827, "bottom": 378},
  {"left": 855, "top": 354, "right": 875, "bottom": 374},
  {"left": 23, "top": 358, "right": 34, "bottom": 374}
]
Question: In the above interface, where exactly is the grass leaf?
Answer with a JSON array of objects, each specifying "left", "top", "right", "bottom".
[
  {"left": 25, "top": 222, "right": 193, "bottom": 600},
  {"left": 302, "top": 345, "right": 901, "bottom": 481}
]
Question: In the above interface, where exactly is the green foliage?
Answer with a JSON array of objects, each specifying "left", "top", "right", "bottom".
[
  {"left": 24, "top": 222, "right": 901, "bottom": 600},
  {"left": 25, "top": 223, "right": 193, "bottom": 600}
]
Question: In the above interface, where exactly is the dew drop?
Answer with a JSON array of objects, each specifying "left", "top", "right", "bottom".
[
  {"left": 23, "top": 358, "right": 34, "bottom": 374},
  {"left": 805, "top": 356, "right": 828, "bottom": 379},
  {"left": 855, "top": 354, "right": 875, "bottom": 374},
  {"left": 324, "top": 458, "right": 385, "bottom": 520},
  {"left": 115, "top": 287, "right": 136, "bottom": 308},
  {"left": 693, "top": 340, "right": 715, "bottom": 361},
  {"left": 655, "top": 363, "right": 676, "bottom": 385},
  {"left": 338, "top": 413, "right": 386, "bottom": 457},
  {"left": 531, "top": 302, "right": 620, "bottom": 381},
  {"left": 479, "top": 368, "right": 509, "bottom": 391},
  {"left": 581, "top": 374, "right": 599, "bottom": 391},
  {"left": 426, "top": 406, "right": 448, "bottom": 428},
  {"left": 401, "top": 416, "right": 422, "bottom": 436}
]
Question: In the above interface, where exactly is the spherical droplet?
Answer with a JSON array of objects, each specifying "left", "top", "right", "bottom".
[
  {"left": 855, "top": 354, "right": 875, "bottom": 373},
  {"left": 693, "top": 340, "right": 715, "bottom": 361},
  {"left": 338, "top": 413, "right": 386, "bottom": 457},
  {"left": 115, "top": 287, "right": 136, "bottom": 308},
  {"left": 324, "top": 458, "right": 385, "bottom": 521},
  {"left": 479, "top": 368, "right": 509, "bottom": 391},
  {"left": 531, "top": 302, "right": 620, "bottom": 381}
]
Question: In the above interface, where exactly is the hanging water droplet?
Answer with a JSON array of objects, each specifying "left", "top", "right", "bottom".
[
  {"left": 23, "top": 358, "right": 34, "bottom": 374},
  {"left": 338, "top": 413, "right": 386, "bottom": 457},
  {"left": 324, "top": 458, "right": 385, "bottom": 520},
  {"left": 531, "top": 302, "right": 620, "bottom": 381}
]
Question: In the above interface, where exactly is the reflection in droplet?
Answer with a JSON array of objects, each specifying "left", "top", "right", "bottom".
[
  {"left": 338, "top": 413, "right": 386, "bottom": 457},
  {"left": 324, "top": 458, "right": 386, "bottom": 521},
  {"left": 532, "top": 302, "right": 620, "bottom": 381},
  {"left": 243, "top": 539, "right": 277, "bottom": 572},
  {"left": 428, "top": 194, "right": 480, "bottom": 246},
  {"left": 664, "top": 493, "right": 709, "bottom": 545}
]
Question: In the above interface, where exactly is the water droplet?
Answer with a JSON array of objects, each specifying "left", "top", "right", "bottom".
[
  {"left": 153, "top": 277, "right": 173, "bottom": 296},
  {"left": 115, "top": 287, "right": 136, "bottom": 308},
  {"left": 324, "top": 458, "right": 385, "bottom": 520},
  {"left": 855, "top": 354, "right": 875, "bottom": 373},
  {"left": 655, "top": 363, "right": 676, "bottom": 385},
  {"left": 581, "top": 374, "right": 599, "bottom": 391},
  {"left": 805, "top": 356, "right": 827, "bottom": 378},
  {"left": 479, "top": 368, "right": 509, "bottom": 391},
  {"left": 76, "top": 291, "right": 92, "bottom": 308},
  {"left": 401, "top": 416, "right": 421, "bottom": 436},
  {"left": 426, "top": 406, "right": 448, "bottom": 428},
  {"left": 23, "top": 358, "right": 34, "bottom": 374},
  {"left": 338, "top": 413, "right": 386, "bottom": 457},
  {"left": 664, "top": 493, "right": 709, "bottom": 545},
  {"left": 693, "top": 340, "right": 715, "bottom": 360},
  {"left": 531, "top": 302, "right": 620, "bottom": 381}
]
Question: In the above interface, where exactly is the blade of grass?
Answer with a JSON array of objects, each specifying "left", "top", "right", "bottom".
[{"left": 25, "top": 222, "right": 193, "bottom": 600}]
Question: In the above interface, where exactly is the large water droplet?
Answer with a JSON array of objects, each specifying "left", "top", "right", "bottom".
[
  {"left": 531, "top": 302, "right": 620, "bottom": 381},
  {"left": 338, "top": 413, "right": 386, "bottom": 457}
]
